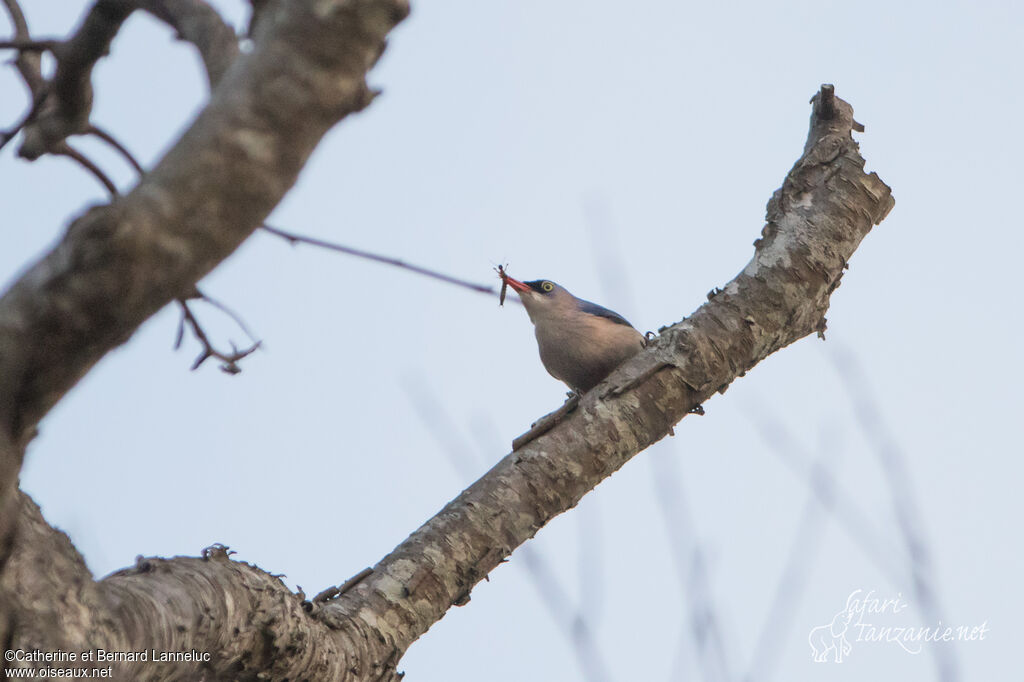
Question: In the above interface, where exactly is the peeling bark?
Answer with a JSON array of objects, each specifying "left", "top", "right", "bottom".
[{"left": 0, "top": 1, "right": 892, "bottom": 673}]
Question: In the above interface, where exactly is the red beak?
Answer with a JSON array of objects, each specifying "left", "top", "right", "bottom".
[{"left": 503, "top": 274, "right": 531, "bottom": 293}]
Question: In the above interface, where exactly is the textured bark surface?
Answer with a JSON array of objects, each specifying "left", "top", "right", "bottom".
[
  {"left": 3, "top": 492, "right": 403, "bottom": 680},
  {"left": 0, "top": 1, "right": 892, "bottom": 673}
]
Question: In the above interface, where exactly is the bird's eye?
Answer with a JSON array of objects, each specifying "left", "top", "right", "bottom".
[{"left": 541, "top": 281, "right": 554, "bottom": 292}]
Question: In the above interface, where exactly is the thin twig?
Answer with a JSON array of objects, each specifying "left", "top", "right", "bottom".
[
  {"left": 1, "top": 0, "right": 45, "bottom": 92},
  {"left": 55, "top": 142, "right": 118, "bottom": 196},
  {"left": 192, "top": 289, "right": 259, "bottom": 346},
  {"left": 0, "top": 38, "right": 59, "bottom": 51},
  {"left": 0, "top": 0, "right": 46, "bottom": 151},
  {"left": 0, "top": 89, "right": 45, "bottom": 152},
  {"left": 260, "top": 223, "right": 509, "bottom": 301},
  {"left": 176, "top": 299, "right": 261, "bottom": 374},
  {"left": 89, "top": 124, "right": 144, "bottom": 175},
  {"left": 14, "top": 0, "right": 135, "bottom": 160}
]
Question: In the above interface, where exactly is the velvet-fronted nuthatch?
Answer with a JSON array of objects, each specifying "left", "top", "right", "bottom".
[{"left": 502, "top": 275, "right": 644, "bottom": 394}]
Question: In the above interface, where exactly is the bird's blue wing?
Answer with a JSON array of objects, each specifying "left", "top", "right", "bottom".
[{"left": 577, "top": 299, "right": 636, "bottom": 328}]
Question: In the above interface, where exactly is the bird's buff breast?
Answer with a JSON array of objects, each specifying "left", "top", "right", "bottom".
[{"left": 534, "top": 316, "right": 643, "bottom": 392}]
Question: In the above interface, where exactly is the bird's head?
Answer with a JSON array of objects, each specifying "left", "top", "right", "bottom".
[{"left": 503, "top": 276, "right": 575, "bottom": 322}]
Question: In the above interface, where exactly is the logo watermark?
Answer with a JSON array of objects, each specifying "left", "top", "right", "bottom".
[{"left": 808, "top": 589, "right": 988, "bottom": 663}]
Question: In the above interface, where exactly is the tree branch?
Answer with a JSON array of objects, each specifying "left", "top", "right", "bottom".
[
  {"left": 138, "top": 0, "right": 240, "bottom": 87},
  {"left": 0, "top": 38, "right": 61, "bottom": 51},
  {"left": 0, "top": 0, "right": 408, "bottom": 450},
  {"left": 0, "top": 0, "right": 410, "bottom": 607},
  {"left": 18, "top": 0, "right": 136, "bottom": 159},
  {"left": 54, "top": 141, "right": 119, "bottom": 195},
  {"left": 315, "top": 84, "right": 894, "bottom": 660},
  {"left": 0, "top": 0, "right": 44, "bottom": 94},
  {"left": 0, "top": 65, "right": 892, "bottom": 681},
  {"left": 88, "top": 124, "right": 145, "bottom": 174},
  {"left": 0, "top": 0, "right": 45, "bottom": 151},
  {"left": 10, "top": 0, "right": 239, "bottom": 159},
  {"left": 3, "top": 490, "right": 395, "bottom": 681},
  {"left": 175, "top": 296, "right": 261, "bottom": 374},
  {"left": 261, "top": 223, "right": 506, "bottom": 300}
]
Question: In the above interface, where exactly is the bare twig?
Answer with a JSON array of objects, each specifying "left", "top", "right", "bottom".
[
  {"left": 260, "top": 223, "right": 508, "bottom": 301},
  {"left": 191, "top": 289, "right": 259, "bottom": 347},
  {"left": 88, "top": 124, "right": 144, "bottom": 175},
  {"left": 0, "top": 0, "right": 46, "bottom": 151},
  {"left": 0, "top": 38, "right": 60, "bottom": 51},
  {"left": 175, "top": 298, "right": 261, "bottom": 374},
  {"left": 1, "top": 0, "right": 44, "bottom": 93},
  {"left": 0, "top": 0, "right": 408, "bottom": 446},
  {"left": 6, "top": 1, "right": 493, "bottom": 309},
  {"left": 17, "top": 0, "right": 136, "bottom": 160},
  {"left": 3, "top": 0, "right": 237, "bottom": 162},
  {"left": 0, "top": 89, "right": 45, "bottom": 152},
  {"left": 54, "top": 142, "right": 118, "bottom": 195}
]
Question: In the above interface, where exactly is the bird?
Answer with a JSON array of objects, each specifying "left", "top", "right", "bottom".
[{"left": 502, "top": 274, "right": 645, "bottom": 394}]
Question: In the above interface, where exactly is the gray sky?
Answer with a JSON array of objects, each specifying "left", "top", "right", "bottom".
[{"left": 2, "top": 0, "right": 1020, "bottom": 680}]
